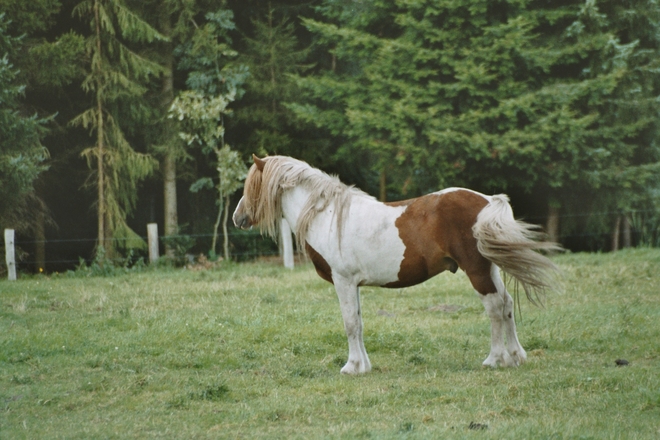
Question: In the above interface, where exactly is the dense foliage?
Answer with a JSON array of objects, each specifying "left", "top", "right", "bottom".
[
  {"left": 0, "top": 13, "right": 50, "bottom": 232},
  {"left": 291, "top": 0, "right": 660, "bottom": 244},
  {"left": 1, "top": 0, "right": 659, "bottom": 270}
]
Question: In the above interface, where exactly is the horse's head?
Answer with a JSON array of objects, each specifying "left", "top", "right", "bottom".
[{"left": 233, "top": 154, "right": 267, "bottom": 229}]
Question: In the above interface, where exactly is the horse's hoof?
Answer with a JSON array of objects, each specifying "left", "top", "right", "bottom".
[
  {"left": 482, "top": 358, "right": 499, "bottom": 368},
  {"left": 340, "top": 360, "right": 370, "bottom": 375},
  {"left": 482, "top": 351, "right": 518, "bottom": 368},
  {"left": 509, "top": 348, "right": 527, "bottom": 365},
  {"left": 340, "top": 366, "right": 359, "bottom": 375}
]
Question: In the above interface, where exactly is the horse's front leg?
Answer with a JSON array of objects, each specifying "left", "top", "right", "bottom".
[{"left": 333, "top": 277, "right": 371, "bottom": 374}]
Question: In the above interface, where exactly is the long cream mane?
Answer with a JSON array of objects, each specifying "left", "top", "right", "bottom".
[{"left": 243, "top": 156, "right": 371, "bottom": 250}]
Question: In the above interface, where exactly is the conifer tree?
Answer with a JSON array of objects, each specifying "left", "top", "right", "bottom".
[
  {"left": 563, "top": 0, "right": 660, "bottom": 247},
  {"left": 71, "top": 0, "right": 165, "bottom": 261},
  {"left": 234, "top": 4, "right": 310, "bottom": 157},
  {"left": 0, "top": 13, "right": 50, "bottom": 229},
  {"left": 292, "top": 0, "right": 660, "bottom": 247}
]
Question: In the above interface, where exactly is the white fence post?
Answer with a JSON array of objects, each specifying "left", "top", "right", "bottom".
[
  {"left": 5, "top": 229, "right": 16, "bottom": 281},
  {"left": 147, "top": 223, "right": 159, "bottom": 264},
  {"left": 281, "top": 218, "right": 294, "bottom": 269}
]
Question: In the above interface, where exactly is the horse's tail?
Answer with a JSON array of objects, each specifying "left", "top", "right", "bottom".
[{"left": 473, "top": 194, "right": 562, "bottom": 304}]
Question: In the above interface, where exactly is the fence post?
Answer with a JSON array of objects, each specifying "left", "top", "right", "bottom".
[
  {"left": 4, "top": 229, "right": 16, "bottom": 281},
  {"left": 147, "top": 223, "right": 159, "bottom": 264},
  {"left": 281, "top": 218, "right": 294, "bottom": 269}
]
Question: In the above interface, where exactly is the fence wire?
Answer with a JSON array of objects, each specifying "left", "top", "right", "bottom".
[{"left": 3, "top": 207, "right": 660, "bottom": 273}]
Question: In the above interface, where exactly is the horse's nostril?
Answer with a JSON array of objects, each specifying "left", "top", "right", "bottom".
[{"left": 233, "top": 214, "right": 251, "bottom": 229}]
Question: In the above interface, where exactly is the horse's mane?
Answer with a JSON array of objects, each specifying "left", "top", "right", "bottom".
[{"left": 245, "top": 156, "right": 372, "bottom": 250}]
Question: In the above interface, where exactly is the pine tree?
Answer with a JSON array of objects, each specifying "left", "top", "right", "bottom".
[
  {"left": 234, "top": 4, "right": 310, "bottom": 157},
  {"left": 566, "top": 0, "right": 660, "bottom": 248},
  {"left": 0, "top": 13, "right": 50, "bottom": 229},
  {"left": 292, "top": 0, "right": 660, "bottom": 249},
  {"left": 71, "top": 0, "right": 165, "bottom": 262}
]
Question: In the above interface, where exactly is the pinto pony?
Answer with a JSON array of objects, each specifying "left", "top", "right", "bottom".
[{"left": 233, "top": 155, "right": 560, "bottom": 374}]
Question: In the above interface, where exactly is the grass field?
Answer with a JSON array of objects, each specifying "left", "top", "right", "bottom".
[{"left": 1, "top": 249, "right": 659, "bottom": 439}]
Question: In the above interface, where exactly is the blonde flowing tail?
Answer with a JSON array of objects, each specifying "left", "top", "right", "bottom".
[{"left": 473, "top": 195, "right": 562, "bottom": 304}]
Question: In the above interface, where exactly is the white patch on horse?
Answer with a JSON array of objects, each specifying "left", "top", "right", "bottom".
[
  {"left": 434, "top": 187, "right": 491, "bottom": 201},
  {"left": 283, "top": 185, "right": 407, "bottom": 287}
]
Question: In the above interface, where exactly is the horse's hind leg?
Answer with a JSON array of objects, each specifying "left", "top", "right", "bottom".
[
  {"left": 479, "top": 293, "right": 516, "bottom": 367},
  {"left": 333, "top": 276, "right": 371, "bottom": 375},
  {"left": 491, "top": 265, "right": 527, "bottom": 365},
  {"left": 467, "top": 263, "right": 522, "bottom": 367}
]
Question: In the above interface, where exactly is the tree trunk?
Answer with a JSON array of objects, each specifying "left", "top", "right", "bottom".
[
  {"left": 622, "top": 215, "right": 632, "bottom": 248},
  {"left": 163, "top": 153, "right": 177, "bottom": 252},
  {"left": 546, "top": 203, "right": 560, "bottom": 244},
  {"left": 211, "top": 192, "right": 223, "bottom": 258},
  {"left": 35, "top": 208, "right": 46, "bottom": 272},
  {"left": 222, "top": 195, "right": 230, "bottom": 261},
  {"left": 160, "top": 8, "right": 177, "bottom": 258},
  {"left": 94, "top": 0, "right": 107, "bottom": 262},
  {"left": 379, "top": 169, "right": 387, "bottom": 202},
  {"left": 611, "top": 215, "right": 621, "bottom": 252}
]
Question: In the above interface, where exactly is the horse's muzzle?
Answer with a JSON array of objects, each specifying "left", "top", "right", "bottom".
[
  {"left": 232, "top": 197, "right": 253, "bottom": 229},
  {"left": 232, "top": 211, "right": 252, "bottom": 230},
  {"left": 234, "top": 216, "right": 252, "bottom": 229}
]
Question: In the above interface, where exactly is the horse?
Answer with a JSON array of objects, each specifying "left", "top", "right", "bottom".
[{"left": 233, "top": 154, "right": 561, "bottom": 375}]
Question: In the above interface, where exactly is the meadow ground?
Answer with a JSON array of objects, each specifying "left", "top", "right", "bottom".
[{"left": 1, "top": 249, "right": 659, "bottom": 439}]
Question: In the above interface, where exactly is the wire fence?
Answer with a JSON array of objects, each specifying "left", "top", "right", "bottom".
[
  {"left": 3, "top": 207, "right": 660, "bottom": 274},
  {"left": 4, "top": 229, "right": 281, "bottom": 274}
]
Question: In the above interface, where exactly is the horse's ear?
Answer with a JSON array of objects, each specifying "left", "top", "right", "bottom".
[{"left": 253, "top": 154, "right": 267, "bottom": 172}]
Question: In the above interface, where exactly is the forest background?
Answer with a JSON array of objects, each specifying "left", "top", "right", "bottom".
[{"left": 1, "top": 0, "right": 660, "bottom": 273}]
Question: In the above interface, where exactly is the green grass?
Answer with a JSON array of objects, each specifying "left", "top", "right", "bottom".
[{"left": 1, "top": 249, "right": 659, "bottom": 439}]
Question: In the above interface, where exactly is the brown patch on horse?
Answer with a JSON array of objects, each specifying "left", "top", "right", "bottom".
[
  {"left": 305, "top": 242, "right": 333, "bottom": 284},
  {"left": 385, "top": 190, "right": 497, "bottom": 294}
]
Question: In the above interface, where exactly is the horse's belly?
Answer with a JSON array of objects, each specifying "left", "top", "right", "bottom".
[
  {"left": 361, "top": 258, "right": 406, "bottom": 286},
  {"left": 344, "top": 231, "right": 407, "bottom": 287}
]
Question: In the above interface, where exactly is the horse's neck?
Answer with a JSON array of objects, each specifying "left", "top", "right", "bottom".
[
  {"left": 280, "top": 184, "right": 383, "bottom": 237},
  {"left": 280, "top": 186, "right": 312, "bottom": 233}
]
